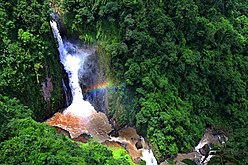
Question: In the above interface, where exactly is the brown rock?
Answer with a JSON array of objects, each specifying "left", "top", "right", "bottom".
[
  {"left": 46, "top": 110, "right": 112, "bottom": 142},
  {"left": 119, "top": 127, "right": 140, "bottom": 145},
  {"left": 87, "top": 111, "right": 113, "bottom": 142},
  {"left": 47, "top": 112, "right": 87, "bottom": 138},
  {"left": 104, "top": 141, "right": 122, "bottom": 148},
  {"left": 72, "top": 133, "right": 90, "bottom": 143},
  {"left": 125, "top": 142, "right": 143, "bottom": 162},
  {"left": 54, "top": 126, "right": 70, "bottom": 137}
]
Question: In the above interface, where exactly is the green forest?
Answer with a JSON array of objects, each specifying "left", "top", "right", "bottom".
[{"left": 0, "top": 0, "right": 248, "bottom": 164}]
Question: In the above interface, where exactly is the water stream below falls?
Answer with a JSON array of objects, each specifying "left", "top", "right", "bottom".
[{"left": 49, "top": 20, "right": 157, "bottom": 165}]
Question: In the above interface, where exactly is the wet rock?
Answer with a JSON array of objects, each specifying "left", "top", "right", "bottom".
[
  {"left": 46, "top": 110, "right": 112, "bottom": 142},
  {"left": 108, "top": 129, "right": 119, "bottom": 137},
  {"left": 41, "top": 77, "right": 53, "bottom": 102},
  {"left": 80, "top": 53, "right": 108, "bottom": 114},
  {"left": 72, "top": 133, "right": 90, "bottom": 143},
  {"left": 87, "top": 111, "right": 113, "bottom": 142},
  {"left": 54, "top": 126, "right": 70, "bottom": 137},
  {"left": 125, "top": 142, "right": 143, "bottom": 162},
  {"left": 119, "top": 127, "right": 140, "bottom": 145},
  {"left": 104, "top": 140, "right": 122, "bottom": 148},
  {"left": 135, "top": 140, "right": 143, "bottom": 150},
  {"left": 41, "top": 77, "right": 53, "bottom": 113},
  {"left": 199, "top": 144, "right": 210, "bottom": 156}
]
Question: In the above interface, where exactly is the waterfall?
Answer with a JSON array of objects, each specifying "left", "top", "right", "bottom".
[
  {"left": 50, "top": 20, "right": 95, "bottom": 118},
  {"left": 50, "top": 20, "right": 157, "bottom": 165}
]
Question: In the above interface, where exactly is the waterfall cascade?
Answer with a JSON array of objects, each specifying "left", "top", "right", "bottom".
[
  {"left": 49, "top": 20, "right": 157, "bottom": 165},
  {"left": 50, "top": 20, "right": 95, "bottom": 118}
]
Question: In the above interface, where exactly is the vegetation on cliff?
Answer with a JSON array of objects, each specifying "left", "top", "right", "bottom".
[{"left": 0, "top": 0, "right": 64, "bottom": 120}]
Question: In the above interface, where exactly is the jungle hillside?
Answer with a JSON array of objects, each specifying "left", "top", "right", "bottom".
[{"left": 0, "top": 0, "right": 248, "bottom": 164}]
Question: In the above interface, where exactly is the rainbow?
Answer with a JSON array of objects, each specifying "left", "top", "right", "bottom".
[{"left": 83, "top": 81, "right": 112, "bottom": 93}]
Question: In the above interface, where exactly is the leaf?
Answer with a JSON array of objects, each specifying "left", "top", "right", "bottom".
[{"left": 181, "top": 159, "right": 197, "bottom": 165}]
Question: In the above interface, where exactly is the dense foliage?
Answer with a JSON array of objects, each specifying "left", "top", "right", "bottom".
[
  {"left": 0, "top": 0, "right": 64, "bottom": 120},
  {"left": 223, "top": 128, "right": 248, "bottom": 164},
  {"left": 0, "top": 94, "right": 32, "bottom": 141},
  {"left": 56, "top": 0, "right": 248, "bottom": 162},
  {"left": 0, "top": 118, "right": 131, "bottom": 164}
]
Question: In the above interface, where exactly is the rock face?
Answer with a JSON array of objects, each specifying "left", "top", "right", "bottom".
[
  {"left": 41, "top": 77, "right": 53, "bottom": 113},
  {"left": 80, "top": 53, "right": 108, "bottom": 114},
  {"left": 41, "top": 77, "right": 53, "bottom": 102},
  {"left": 47, "top": 110, "right": 112, "bottom": 142}
]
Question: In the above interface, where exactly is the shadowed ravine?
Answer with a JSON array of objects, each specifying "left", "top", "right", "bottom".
[{"left": 48, "top": 20, "right": 157, "bottom": 164}]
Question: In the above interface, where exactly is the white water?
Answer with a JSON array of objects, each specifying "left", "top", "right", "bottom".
[
  {"left": 109, "top": 136, "right": 158, "bottom": 165},
  {"left": 141, "top": 149, "right": 157, "bottom": 165},
  {"left": 50, "top": 21, "right": 95, "bottom": 118}
]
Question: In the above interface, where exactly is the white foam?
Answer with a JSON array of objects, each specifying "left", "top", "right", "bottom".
[
  {"left": 50, "top": 20, "right": 95, "bottom": 118},
  {"left": 140, "top": 149, "right": 158, "bottom": 165}
]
